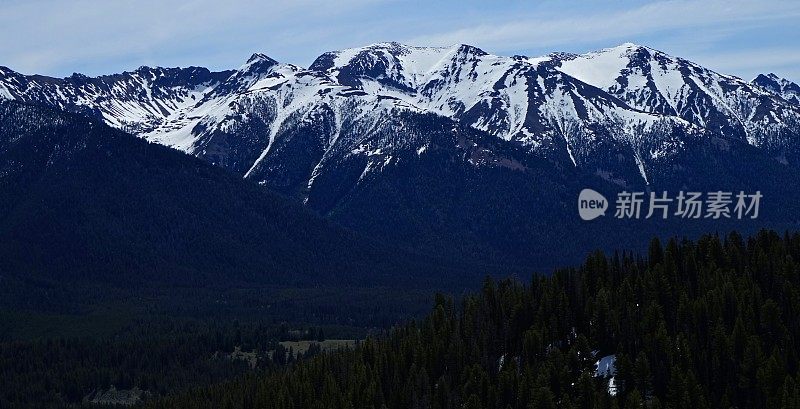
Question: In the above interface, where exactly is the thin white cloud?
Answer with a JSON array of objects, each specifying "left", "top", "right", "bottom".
[
  {"left": 403, "top": 0, "right": 800, "bottom": 53},
  {"left": 0, "top": 0, "right": 386, "bottom": 74},
  {"left": 686, "top": 48, "right": 800, "bottom": 81},
  {"left": 0, "top": 0, "right": 797, "bottom": 81}
]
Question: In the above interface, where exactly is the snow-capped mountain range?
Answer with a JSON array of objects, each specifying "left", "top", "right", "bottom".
[
  {"left": 1, "top": 41, "right": 799, "bottom": 268},
  {"left": 2, "top": 42, "right": 797, "bottom": 188}
]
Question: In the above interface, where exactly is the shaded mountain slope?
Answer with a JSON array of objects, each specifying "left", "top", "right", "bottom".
[{"left": 0, "top": 100, "right": 463, "bottom": 289}]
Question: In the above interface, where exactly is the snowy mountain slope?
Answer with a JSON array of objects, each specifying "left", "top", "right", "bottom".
[
  {"left": 311, "top": 42, "right": 697, "bottom": 173},
  {"left": 0, "top": 65, "right": 233, "bottom": 136},
  {"left": 551, "top": 44, "right": 800, "bottom": 154},
  {"left": 148, "top": 53, "right": 446, "bottom": 193}
]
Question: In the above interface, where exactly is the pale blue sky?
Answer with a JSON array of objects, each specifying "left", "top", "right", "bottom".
[{"left": 1, "top": 0, "right": 798, "bottom": 81}]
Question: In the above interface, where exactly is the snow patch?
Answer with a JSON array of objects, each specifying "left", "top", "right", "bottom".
[{"left": 594, "top": 354, "right": 618, "bottom": 396}]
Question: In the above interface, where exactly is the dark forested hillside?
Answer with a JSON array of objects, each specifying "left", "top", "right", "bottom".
[
  {"left": 0, "top": 100, "right": 467, "bottom": 293},
  {"left": 148, "top": 230, "right": 800, "bottom": 409}
]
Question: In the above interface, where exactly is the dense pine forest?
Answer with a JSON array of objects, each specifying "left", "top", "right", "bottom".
[
  {"left": 144, "top": 230, "right": 800, "bottom": 409},
  {"left": 4, "top": 230, "right": 800, "bottom": 408}
]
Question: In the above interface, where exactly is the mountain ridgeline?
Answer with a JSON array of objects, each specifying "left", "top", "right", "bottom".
[{"left": 1, "top": 42, "right": 800, "bottom": 269}]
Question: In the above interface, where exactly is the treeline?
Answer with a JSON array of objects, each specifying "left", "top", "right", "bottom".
[{"left": 148, "top": 230, "right": 800, "bottom": 408}]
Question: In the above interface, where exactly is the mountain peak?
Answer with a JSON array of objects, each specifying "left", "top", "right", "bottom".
[
  {"left": 453, "top": 43, "right": 488, "bottom": 57},
  {"left": 607, "top": 42, "right": 662, "bottom": 55},
  {"left": 752, "top": 72, "right": 800, "bottom": 104},
  {"left": 364, "top": 41, "right": 409, "bottom": 50},
  {"left": 753, "top": 73, "right": 779, "bottom": 85},
  {"left": 754, "top": 72, "right": 797, "bottom": 86},
  {"left": 616, "top": 42, "right": 642, "bottom": 49},
  {"left": 239, "top": 53, "right": 279, "bottom": 75},
  {"left": 246, "top": 53, "right": 276, "bottom": 65},
  {"left": 134, "top": 65, "right": 167, "bottom": 74}
]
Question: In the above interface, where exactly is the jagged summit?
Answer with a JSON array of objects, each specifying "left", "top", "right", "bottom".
[
  {"left": 755, "top": 72, "right": 781, "bottom": 82},
  {"left": 246, "top": 52, "right": 275, "bottom": 64},
  {"left": 239, "top": 52, "right": 280, "bottom": 75},
  {"left": 752, "top": 72, "right": 800, "bottom": 104},
  {"left": 609, "top": 42, "right": 656, "bottom": 51}
]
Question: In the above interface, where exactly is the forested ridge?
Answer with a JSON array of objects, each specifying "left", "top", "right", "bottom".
[{"left": 147, "top": 230, "right": 800, "bottom": 409}]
